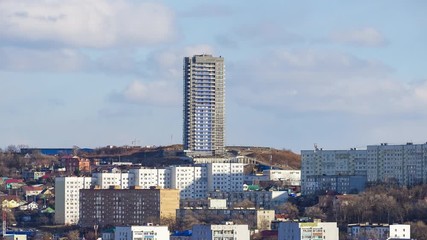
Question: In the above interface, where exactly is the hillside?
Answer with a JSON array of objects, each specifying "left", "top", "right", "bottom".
[
  {"left": 226, "top": 146, "right": 301, "bottom": 170},
  {"left": 83, "top": 144, "right": 301, "bottom": 169}
]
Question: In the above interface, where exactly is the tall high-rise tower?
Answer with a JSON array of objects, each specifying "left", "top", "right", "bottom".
[{"left": 183, "top": 54, "right": 225, "bottom": 156}]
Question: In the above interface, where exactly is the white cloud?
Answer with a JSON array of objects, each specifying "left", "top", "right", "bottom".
[
  {"left": 330, "top": 27, "right": 386, "bottom": 47},
  {"left": 0, "top": 0, "right": 177, "bottom": 48},
  {"left": 0, "top": 47, "right": 90, "bottom": 72},
  {"left": 120, "top": 80, "right": 180, "bottom": 107},
  {"left": 110, "top": 44, "right": 216, "bottom": 107},
  {"left": 230, "top": 49, "right": 427, "bottom": 116}
]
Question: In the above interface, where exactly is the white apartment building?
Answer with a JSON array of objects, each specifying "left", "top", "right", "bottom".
[
  {"left": 367, "top": 143, "right": 427, "bottom": 186},
  {"left": 192, "top": 222, "right": 250, "bottom": 240},
  {"left": 169, "top": 165, "right": 208, "bottom": 199},
  {"left": 55, "top": 164, "right": 246, "bottom": 224},
  {"left": 263, "top": 169, "right": 301, "bottom": 185},
  {"left": 207, "top": 163, "right": 244, "bottom": 192},
  {"left": 301, "top": 142, "right": 427, "bottom": 194},
  {"left": 130, "top": 168, "right": 171, "bottom": 189},
  {"left": 115, "top": 225, "right": 170, "bottom": 240},
  {"left": 54, "top": 176, "right": 95, "bottom": 225},
  {"left": 278, "top": 221, "right": 339, "bottom": 240},
  {"left": 92, "top": 172, "right": 133, "bottom": 189},
  {"left": 301, "top": 148, "right": 367, "bottom": 194}
]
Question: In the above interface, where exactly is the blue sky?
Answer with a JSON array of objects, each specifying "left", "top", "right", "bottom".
[{"left": 0, "top": 0, "right": 426, "bottom": 152}]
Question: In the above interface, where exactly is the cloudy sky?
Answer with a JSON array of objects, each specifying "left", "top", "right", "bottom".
[{"left": 0, "top": 0, "right": 426, "bottom": 152}]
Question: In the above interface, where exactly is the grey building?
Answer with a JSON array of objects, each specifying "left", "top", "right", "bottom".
[{"left": 183, "top": 54, "right": 225, "bottom": 157}]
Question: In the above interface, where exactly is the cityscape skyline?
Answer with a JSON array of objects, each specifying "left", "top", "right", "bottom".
[{"left": 0, "top": 1, "right": 426, "bottom": 152}]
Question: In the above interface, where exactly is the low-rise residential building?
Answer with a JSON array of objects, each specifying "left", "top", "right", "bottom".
[
  {"left": 208, "top": 190, "right": 289, "bottom": 209},
  {"left": 191, "top": 222, "right": 250, "bottom": 240},
  {"left": 22, "top": 185, "right": 44, "bottom": 197},
  {"left": 389, "top": 224, "right": 410, "bottom": 239},
  {"left": 263, "top": 170, "right": 301, "bottom": 185},
  {"left": 347, "top": 223, "right": 390, "bottom": 239},
  {"left": 62, "top": 156, "right": 91, "bottom": 174},
  {"left": 115, "top": 225, "right": 170, "bottom": 240},
  {"left": 304, "top": 175, "right": 367, "bottom": 195},
  {"left": 347, "top": 223, "right": 410, "bottom": 240},
  {"left": 177, "top": 209, "right": 275, "bottom": 230},
  {"left": 79, "top": 187, "right": 179, "bottom": 228},
  {"left": 278, "top": 220, "right": 339, "bottom": 240}
]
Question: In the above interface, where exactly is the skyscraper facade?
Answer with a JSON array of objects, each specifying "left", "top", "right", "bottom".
[{"left": 183, "top": 54, "right": 225, "bottom": 156}]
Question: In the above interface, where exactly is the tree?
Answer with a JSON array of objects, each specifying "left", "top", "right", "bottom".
[
  {"left": 276, "top": 202, "right": 299, "bottom": 219},
  {"left": 233, "top": 199, "right": 255, "bottom": 209},
  {"left": 66, "top": 230, "right": 80, "bottom": 240},
  {"left": 304, "top": 206, "right": 326, "bottom": 221},
  {"left": 161, "top": 216, "right": 177, "bottom": 231},
  {"left": 41, "top": 232, "right": 53, "bottom": 240}
]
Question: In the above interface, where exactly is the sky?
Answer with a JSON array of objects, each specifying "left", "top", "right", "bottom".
[{"left": 0, "top": 0, "right": 426, "bottom": 153}]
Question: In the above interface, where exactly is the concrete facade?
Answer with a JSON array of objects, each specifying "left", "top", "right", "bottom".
[
  {"left": 54, "top": 176, "right": 95, "bottom": 225},
  {"left": 183, "top": 54, "right": 225, "bottom": 157},
  {"left": 79, "top": 188, "right": 179, "bottom": 228},
  {"left": 207, "top": 163, "right": 244, "bottom": 192}
]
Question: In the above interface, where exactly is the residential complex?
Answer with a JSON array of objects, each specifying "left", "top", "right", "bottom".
[
  {"left": 183, "top": 54, "right": 225, "bottom": 157},
  {"left": 79, "top": 188, "right": 179, "bottom": 228},
  {"left": 54, "top": 163, "right": 245, "bottom": 224},
  {"left": 301, "top": 142, "right": 427, "bottom": 194}
]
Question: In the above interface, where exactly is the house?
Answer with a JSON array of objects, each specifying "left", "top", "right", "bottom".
[
  {"left": 19, "top": 201, "right": 39, "bottom": 211},
  {"left": 22, "top": 185, "right": 44, "bottom": 197},
  {"left": 4, "top": 179, "right": 25, "bottom": 190},
  {"left": 2, "top": 197, "right": 26, "bottom": 209}
]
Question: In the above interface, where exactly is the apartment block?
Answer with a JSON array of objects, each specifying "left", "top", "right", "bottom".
[
  {"left": 169, "top": 166, "right": 207, "bottom": 199},
  {"left": 92, "top": 172, "right": 133, "bottom": 189},
  {"left": 130, "top": 168, "right": 171, "bottom": 189},
  {"left": 302, "top": 142, "right": 427, "bottom": 194},
  {"left": 54, "top": 176, "right": 95, "bottom": 225},
  {"left": 79, "top": 188, "right": 179, "bottom": 228},
  {"left": 367, "top": 143, "right": 427, "bottom": 186},
  {"left": 207, "top": 163, "right": 244, "bottom": 192},
  {"left": 301, "top": 148, "right": 367, "bottom": 195}
]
